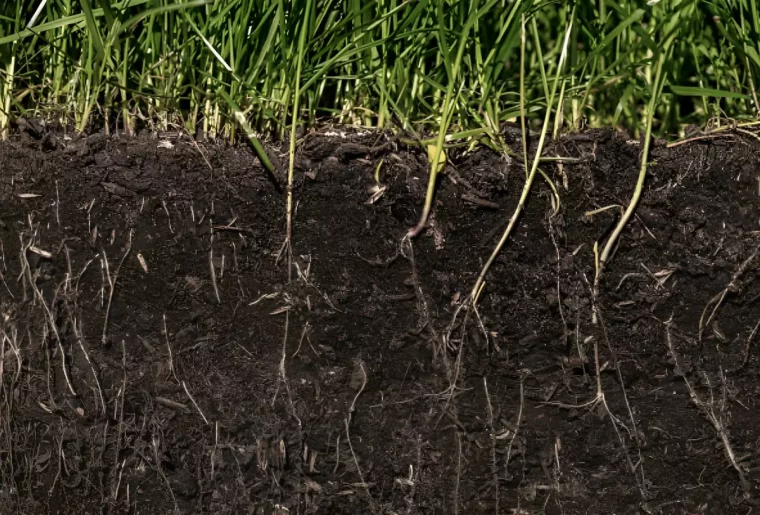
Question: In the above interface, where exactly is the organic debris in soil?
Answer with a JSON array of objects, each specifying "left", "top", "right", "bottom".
[{"left": 1, "top": 128, "right": 760, "bottom": 514}]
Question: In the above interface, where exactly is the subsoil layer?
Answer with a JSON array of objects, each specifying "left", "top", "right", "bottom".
[{"left": 2, "top": 127, "right": 760, "bottom": 514}]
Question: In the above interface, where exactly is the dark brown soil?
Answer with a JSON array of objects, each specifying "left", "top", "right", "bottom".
[{"left": 2, "top": 126, "right": 760, "bottom": 514}]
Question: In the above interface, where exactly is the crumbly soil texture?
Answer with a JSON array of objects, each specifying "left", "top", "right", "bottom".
[{"left": 2, "top": 126, "right": 760, "bottom": 515}]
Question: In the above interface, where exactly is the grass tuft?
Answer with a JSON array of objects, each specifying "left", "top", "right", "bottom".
[{"left": 0, "top": 1, "right": 757, "bottom": 140}]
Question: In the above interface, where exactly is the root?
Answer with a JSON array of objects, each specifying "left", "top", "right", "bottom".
[
  {"left": 151, "top": 434, "right": 179, "bottom": 513},
  {"left": 271, "top": 309, "right": 303, "bottom": 471},
  {"left": 505, "top": 378, "right": 525, "bottom": 477},
  {"left": 585, "top": 272, "right": 649, "bottom": 499},
  {"left": 453, "top": 430, "right": 462, "bottom": 515},
  {"left": 21, "top": 238, "right": 76, "bottom": 396},
  {"left": 548, "top": 216, "right": 569, "bottom": 350},
  {"left": 542, "top": 272, "right": 649, "bottom": 501},
  {"left": 484, "top": 377, "right": 499, "bottom": 514},
  {"left": 182, "top": 380, "right": 209, "bottom": 425},
  {"left": 163, "top": 314, "right": 179, "bottom": 384},
  {"left": 698, "top": 242, "right": 760, "bottom": 348},
  {"left": 665, "top": 317, "right": 751, "bottom": 496},
  {"left": 348, "top": 360, "right": 367, "bottom": 426},
  {"left": 64, "top": 248, "right": 105, "bottom": 415},
  {"left": 738, "top": 315, "right": 760, "bottom": 370},
  {"left": 208, "top": 231, "right": 221, "bottom": 304},
  {"left": 71, "top": 318, "right": 104, "bottom": 415},
  {"left": 111, "top": 339, "right": 127, "bottom": 501},
  {"left": 595, "top": 53, "right": 665, "bottom": 292},
  {"left": 344, "top": 417, "right": 376, "bottom": 513},
  {"left": 101, "top": 230, "right": 133, "bottom": 346},
  {"left": 404, "top": 435, "right": 423, "bottom": 515},
  {"left": 400, "top": 235, "right": 438, "bottom": 344}
]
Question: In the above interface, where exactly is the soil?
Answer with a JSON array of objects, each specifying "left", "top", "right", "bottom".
[{"left": 2, "top": 125, "right": 760, "bottom": 514}]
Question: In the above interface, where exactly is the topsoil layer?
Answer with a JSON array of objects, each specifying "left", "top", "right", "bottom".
[{"left": 1, "top": 127, "right": 760, "bottom": 514}]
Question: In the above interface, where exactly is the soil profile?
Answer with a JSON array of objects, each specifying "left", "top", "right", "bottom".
[{"left": 2, "top": 126, "right": 760, "bottom": 514}]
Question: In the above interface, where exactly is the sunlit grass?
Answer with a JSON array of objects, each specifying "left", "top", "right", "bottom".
[{"left": 0, "top": 0, "right": 757, "bottom": 142}]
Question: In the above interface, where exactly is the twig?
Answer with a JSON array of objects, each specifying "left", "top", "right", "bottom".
[
  {"left": 461, "top": 194, "right": 500, "bottom": 209},
  {"left": 249, "top": 292, "right": 279, "bottom": 306},
  {"left": 49, "top": 433, "right": 63, "bottom": 496},
  {"left": 0, "top": 268, "right": 12, "bottom": 299},
  {"left": 17, "top": 234, "right": 32, "bottom": 302},
  {"left": 113, "top": 459, "right": 126, "bottom": 504},
  {"left": 546, "top": 437, "right": 563, "bottom": 509},
  {"left": 667, "top": 130, "right": 736, "bottom": 149},
  {"left": 232, "top": 240, "right": 246, "bottom": 299},
  {"left": 155, "top": 397, "right": 189, "bottom": 413}
]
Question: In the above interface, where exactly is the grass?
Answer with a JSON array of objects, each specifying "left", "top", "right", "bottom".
[
  {"left": 470, "top": 8, "right": 573, "bottom": 302},
  {"left": 0, "top": 0, "right": 758, "bottom": 142},
  {"left": 2, "top": 0, "right": 760, "bottom": 287}
]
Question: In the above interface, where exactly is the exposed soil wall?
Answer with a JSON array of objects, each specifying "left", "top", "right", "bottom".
[{"left": 1, "top": 128, "right": 759, "bottom": 514}]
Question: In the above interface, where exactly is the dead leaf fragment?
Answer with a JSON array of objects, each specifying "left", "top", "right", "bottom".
[
  {"left": 365, "top": 184, "right": 387, "bottom": 204},
  {"left": 137, "top": 253, "right": 149, "bottom": 273},
  {"left": 28, "top": 246, "right": 53, "bottom": 259}
]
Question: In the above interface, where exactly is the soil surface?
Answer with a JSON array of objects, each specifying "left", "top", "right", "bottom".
[{"left": 2, "top": 126, "right": 760, "bottom": 514}]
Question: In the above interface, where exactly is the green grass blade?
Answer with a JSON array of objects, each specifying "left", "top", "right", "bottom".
[
  {"left": 218, "top": 90, "right": 276, "bottom": 175},
  {"left": 0, "top": 0, "right": 152, "bottom": 45},
  {"left": 79, "top": 0, "right": 105, "bottom": 59},
  {"left": 670, "top": 85, "right": 750, "bottom": 100}
]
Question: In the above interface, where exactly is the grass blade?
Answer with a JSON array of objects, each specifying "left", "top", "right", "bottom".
[
  {"left": 670, "top": 85, "right": 749, "bottom": 100},
  {"left": 218, "top": 90, "right": 276, "bottom": 175}
]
